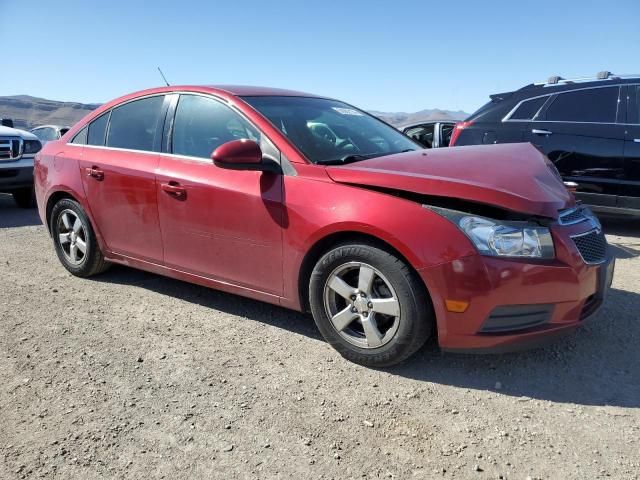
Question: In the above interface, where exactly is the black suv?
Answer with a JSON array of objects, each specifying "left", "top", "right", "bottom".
[{"left": 450, "top": 72, "right": 640, "bottom": 215}]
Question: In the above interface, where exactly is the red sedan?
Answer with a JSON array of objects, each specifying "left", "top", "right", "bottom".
[{"left": 34, "top": 85, "right": 614, "bottom": 366}]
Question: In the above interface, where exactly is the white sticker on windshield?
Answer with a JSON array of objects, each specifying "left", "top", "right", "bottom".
[{"left": 332, "top": 107, "right": 363, "bottom": 116}]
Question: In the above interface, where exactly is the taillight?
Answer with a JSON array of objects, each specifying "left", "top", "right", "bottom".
[{"left": 449, "top": 120, "right": 474, "bottom": 146}]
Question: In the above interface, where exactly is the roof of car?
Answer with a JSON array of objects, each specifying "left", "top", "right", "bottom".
[{"left": 208, "top": 85, "right": 324, "bottom": 98}]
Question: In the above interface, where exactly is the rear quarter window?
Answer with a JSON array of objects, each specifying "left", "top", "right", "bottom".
[
  {"left": 509, "top": 96, "right": 547, "bottom": 120},
  {"left": 544, "top": 87, "right": 619, "bottom": 123},
  {"left": 87, "top": 113, "right": 109, "bottom": 146}
]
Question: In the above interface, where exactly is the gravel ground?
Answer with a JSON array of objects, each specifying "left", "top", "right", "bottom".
[{"left": 1, "top": 193, "right": 639, "bottom": 479}]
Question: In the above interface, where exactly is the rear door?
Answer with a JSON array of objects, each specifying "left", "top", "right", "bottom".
[
  {"left": 79, "top": 95, "right": 168, "bottom": 263},
  {"left": 523, "top": 86, "right": 625, "bottom": 208},
  {"left": 156, "top": 93, "right": 284, "bottom": 295},
  {"left": 622, "top": 84, "right": 640, "bottom": 210}
]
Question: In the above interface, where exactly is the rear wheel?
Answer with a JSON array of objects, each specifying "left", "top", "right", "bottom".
[
  {"left": 50, "top": 198, "right": 110, "bottom": 277},
  {"left": 309, "top": 242, "right": 433, "bottom": 367},
  {"left": 12, "top": 187, "right": 36, "bottom": 208}
]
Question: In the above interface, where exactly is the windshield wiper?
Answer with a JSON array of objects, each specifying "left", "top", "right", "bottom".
[{"left": 316, "top": 153, "right": 382, "bottom": 165}]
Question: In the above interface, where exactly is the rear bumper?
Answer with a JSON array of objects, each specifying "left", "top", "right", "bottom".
[
  {"left": 0, "top": 159, "right": 34, "bottom": 191},
  {"left": 419, "top": 249, "right": 614, "bottom": 354}
]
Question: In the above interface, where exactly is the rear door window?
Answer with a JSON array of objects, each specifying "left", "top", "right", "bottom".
[
  {"left": 106, "top": 96, "right": 165, "bottom": 152},
  {"left": 544, "top": 87, "right": 619, "bottom": 123}
]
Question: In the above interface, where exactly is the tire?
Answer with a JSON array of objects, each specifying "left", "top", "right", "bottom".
[
  {"left": 309, "top": 242, "right": 433, "bottom": 367},
  {"left": 12, "top": 187, "right": 36, "bottom": 208},
  {"left": 50, "top": 198, "right": 110, "bottom": 277}
]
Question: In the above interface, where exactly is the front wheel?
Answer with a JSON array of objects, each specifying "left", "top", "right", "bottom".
[{"left": 309, "top": 242, "right": 433, "bottom": 367}]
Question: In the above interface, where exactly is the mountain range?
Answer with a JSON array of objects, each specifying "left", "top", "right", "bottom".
[{"left": 0, "top": 95, "right": 468, "bottom": 131}]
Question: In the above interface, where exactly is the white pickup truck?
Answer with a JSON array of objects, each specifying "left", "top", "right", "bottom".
[{"left": 0, "top": 123, "right": 42, "bottom": 208}]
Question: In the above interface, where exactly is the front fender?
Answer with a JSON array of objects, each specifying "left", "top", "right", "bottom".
[{"left": 280, "top": 174, "right": 476, "bottom": 309}]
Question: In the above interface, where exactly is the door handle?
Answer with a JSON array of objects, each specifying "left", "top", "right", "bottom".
[
  {"left": 634, "top": 138, "right": 640, "bottom": 143},
  {"left": 161, "top": 181, "right": 187, "bottom": 199},
  {"left": 85, "top": 166, "right": 104, "bottom": 181},
  {"left": 532, "top": 129, "right": 553, "bottom": 136}
]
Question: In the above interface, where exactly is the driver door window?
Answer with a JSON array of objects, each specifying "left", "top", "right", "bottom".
[{"left": 172, "top": 95, "right": 260, "bottom": 159}]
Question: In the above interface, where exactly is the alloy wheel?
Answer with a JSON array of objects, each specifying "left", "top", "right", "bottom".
[
  {"left": 57, "top": 209, "right": 88, "bottom": 265},
  {"left": 323, "top": 262, "right": 401, "bottom": 349}
]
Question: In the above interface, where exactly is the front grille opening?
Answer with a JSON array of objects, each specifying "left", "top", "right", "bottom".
[
  {"left": 0, "top": 137, "right": 21, "bottom": 160},
  {"left": 558, "top": 207, "right": 588, "bottom": 225},
  {"left": 572, "top": 230, "right": 607, "bottom": 264}
]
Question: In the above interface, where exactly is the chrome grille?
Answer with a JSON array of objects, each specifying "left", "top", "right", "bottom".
[
  {"left": 571, "top": 229, "right": 608, "bottom": 264},
  {"left": 0, "top": 137, "right": 23, "bottom": 161}
]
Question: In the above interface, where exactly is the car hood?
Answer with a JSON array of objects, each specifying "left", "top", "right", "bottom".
[
  {"left": 325, "top": 143, "right": 574, "bottom": 218},
  {"left": 0, "top": 125, "right": 38, "bottom": 140}
]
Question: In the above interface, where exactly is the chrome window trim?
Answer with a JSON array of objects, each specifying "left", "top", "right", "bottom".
[
  {"left": 67, "top": 143, "right": 261, "bottom": 166},
  {"left": 502, "top": 84, "right": 635, "bottom": 124},
  {"left": 69, "top": 142, "right": 290, "bottom": 171},
  {"left": 66, "top": 90, "right": 277, "bottom": 155}
]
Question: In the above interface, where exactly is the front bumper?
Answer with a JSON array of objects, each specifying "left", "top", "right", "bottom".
[
  {"left": 419, "top": 224, "right": 614, "bottom": 353},
  {"left": 0, "top": 158, "right": 34, "bottom": 191}
]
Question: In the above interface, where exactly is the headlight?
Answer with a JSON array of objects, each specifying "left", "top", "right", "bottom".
[
  {"left": 23, "top": 140, "right": 42, "bottom": 155},
  {"left": 429, "top": 207, "right": 555, "bottom": 259}
]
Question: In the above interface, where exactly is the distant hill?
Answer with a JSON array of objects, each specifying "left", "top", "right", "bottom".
[
  {"left": 370, "top": 108, "right": 469, "bottom": 127},
  {"left": 0, "top": 94, "right": 468, "bottom": 131},
  {"left": 0, "top": 95, "right": 100, "bottom": 130}
]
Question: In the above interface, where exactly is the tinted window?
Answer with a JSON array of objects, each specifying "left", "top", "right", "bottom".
[
  {"left": 404, "top": 124, "right": 435, "bottom": 148},
  {"left": 510, "top": 96, "right": 547, "bottom": 120},
  {"left": 87, "top": 113, "right": 109, "bottom": 146},
  {"left": 440, "top": 123, "right": 454, "bottom": 147},
  {"left": 545, "top": 87, "right": 619, "bottom": 123},
  {"left": 70, "top": 126, "right": 88, "bottom": 145},
  {"left": 630, "top": 86, "right": 640, "bottom": 124},
  {"left": 172, "top": 95, "right": 260, "bottom": 158},
  {"left": 106, "top": 96, "right": 165, "bottom": 151}
]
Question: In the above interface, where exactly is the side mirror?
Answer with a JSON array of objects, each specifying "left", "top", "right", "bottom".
[{"left": 212, "top": 139, "right": 280, "bottom": 173}]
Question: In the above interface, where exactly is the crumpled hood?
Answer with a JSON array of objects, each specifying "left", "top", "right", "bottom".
[{"left": 325, "top": 143, "right": 574, "bottom": 218}]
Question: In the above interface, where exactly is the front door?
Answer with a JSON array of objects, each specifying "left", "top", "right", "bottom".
[
  {"left": 523, "top": 86, "right": 625, "bottom": 208},
  {"left": 156, "top": 94, "right": 284, "bottom": 295},
  {"left": 79, "top": 95, "right": 167, "bottom": 263}
]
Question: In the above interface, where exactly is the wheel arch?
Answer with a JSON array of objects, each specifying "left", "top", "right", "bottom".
[
  {"left": 297, "top": 231, "right": 433, "bottom": 314},
  {"left": 45, "top": 190, "right": 79, "bottom": 233}
]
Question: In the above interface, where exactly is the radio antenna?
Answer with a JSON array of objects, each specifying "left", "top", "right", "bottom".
[{"left": 157, "top": 67, "right": 170, "bottom": 86}]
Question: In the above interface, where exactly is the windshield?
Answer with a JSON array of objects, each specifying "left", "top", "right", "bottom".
[{"left": 241, "top": 96, "right": 420, "bottom": 164}]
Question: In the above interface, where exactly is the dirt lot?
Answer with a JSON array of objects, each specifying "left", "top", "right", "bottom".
[{"left": 1, "top": 193, "right": 639, "bottom": 479}]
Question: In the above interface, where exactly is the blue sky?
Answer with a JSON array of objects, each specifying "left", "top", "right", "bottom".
[{"left": 1, "top": 0, "right": 638, "bottom": 113}]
